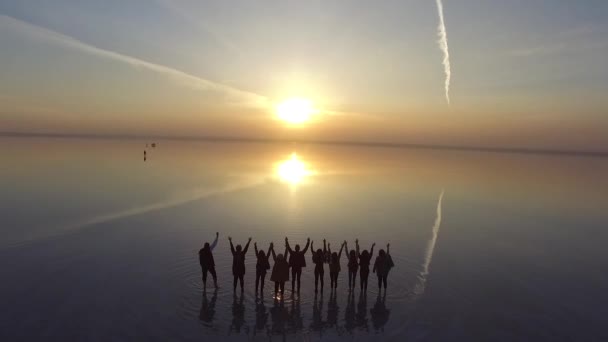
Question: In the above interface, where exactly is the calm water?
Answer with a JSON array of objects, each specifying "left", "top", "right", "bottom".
[{"left": 1, "top": 137, "right": 607, "bottom": 341}]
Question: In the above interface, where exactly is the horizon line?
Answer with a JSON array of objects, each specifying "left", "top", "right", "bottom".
[{"left": 1, "top": 131, "right": 607, "bottom": 158}]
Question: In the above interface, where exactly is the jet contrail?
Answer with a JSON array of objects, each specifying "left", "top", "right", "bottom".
[
  {"left": 0, "top": 15, "right": 268, "bottom": 108},
  {"left": 435, "top": 0, "right": 451, "bottom": 105},
  {"left": 415, "top": 189, "right": 444, "bottom": 295}
]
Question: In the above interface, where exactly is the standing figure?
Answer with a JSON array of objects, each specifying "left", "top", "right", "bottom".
[
  {"left": 311, "top": 239, "right": 328, "bottom": 294},
  {"left": 357, "top": 239, "right": 375, "bottom": 292},
  {"left": 285, "top": 237, "right": 310, "bottom": 294},
  {"left": 270, "top": 245, "right": 290, "bottom": 298},
  {"left": 254, "top": 242, "right": 273, "bottom": 297},
  {"left": 229, "top": 236, "right": 252, "bottom": 293},
  {"left": 198, "top": 232, "right": 219, "bottom": 289},
  {"left": 344, "top": 241, "right": 359, "bottom": 291},
  {"left": 328, "top": 241, "right": 346, "bottom": 290},
  {"left": 373, "top": 243, "right": 394, "bottom": 293}
]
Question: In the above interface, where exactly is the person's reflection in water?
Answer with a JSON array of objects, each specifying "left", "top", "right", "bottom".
[
  {"left": 253, "top": 298, "right": 269, "bottom": 338},
  {"left": 356, "top": 291, "right": 369, "bottom": 332},
  {"left": 327, "top": 288, "right": 340, "bottom": 329},
  {"left": 310, "top": 292, "right": 325, "bottom": 337},
  {"left": 199, "top": 288, "right": 218, "bottom": 327},
  {"left": 370, "top": 292, "right": 391, "bottom": 332},
  {"left": 270, "top": 298, "right": 289, "bottom": 338},
  {"left": 229, "top": 292, "right": 248, "bottom": 335},
  {"left": 288, "top": 297, "right": 303, "bottom": 333},
  {"left": 344, "top": 290, "right": 356, "bottom": 334}
]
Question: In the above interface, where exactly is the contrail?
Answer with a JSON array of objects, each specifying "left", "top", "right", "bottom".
[
  {"left": 435, "top": 0, "right": 451, "bottom": 105},
  {"left": 0, "top": 15, "right": 268, "bottom": 108},
  {"left": 415, "top": 189, "right": 444, "bottom": 295}
]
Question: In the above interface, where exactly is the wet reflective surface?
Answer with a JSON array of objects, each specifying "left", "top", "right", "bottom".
[{"left": 1, "top": 137, "right": 607, "bottom": 341}]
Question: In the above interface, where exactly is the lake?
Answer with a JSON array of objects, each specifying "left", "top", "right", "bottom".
[{"left": 1, "top": 137, "right": 607, "bottom": 341}]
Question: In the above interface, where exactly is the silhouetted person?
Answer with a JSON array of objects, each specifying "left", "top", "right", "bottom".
[
  {"left": 229, "top": 292, "right": 247, "bottom": 334},
  {"left": 254, "top": 242, "right": 273, "bottom": 297},
  {"left": 344, "top": 241, "right": 359, "bottom": 291},
  {"left": 285, "top": 237, "right": 310, "bottom": 294},
  {"left": 328, "top": 241, "right": 346, "bottom": 290},
  {"left": 311, "top": 239, "right": 327, "bottom": 293},
  {"left": 229, "top": 236, "right": 252, "bottom": 292},
  {"left": 143, "top": 150, "right": 147, "bottom": 161},
  {"left": 199, "top": 288, "right": 218, "bottom": 326},
  {"left": 357, "top": 239, "right": 375, "bottom": 292},
  {"left": 373, "top": 243, "right": 394, "bottom": 293},
  {"left": 198, "top": 232, "right": 219, "bottom": 289},
  {"left": 370, "top": 292, "right": 390, "bottom": 332},
  {"left": 270, "top": 245, "right": 289, "bottom": 298}
]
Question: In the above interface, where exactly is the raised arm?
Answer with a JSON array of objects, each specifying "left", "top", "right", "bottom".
[
  {"left": 370, "top": 243, "right": 376, "bottom": 259},
  {"left": 210, "top": 232, "right": 219, "bottom": 250},
  {"left": 243, "top": 237, "right": 252, "bottom": 254},
  {"left": 271, "top": 244, "right": 277, "bottom": 261},
  {"left": 355, "top": 239, "right": 360, "bottom": 258},
  {"left": 267, "top": 243, "right": 273, "bottom": 260},
  {"left": 311, "top": 241, "right": 314, "bottom": 254},
  {"left": 323, "top": 239, "right": 327, "bottom": 254},
  {"left": 229, "top": 237, "right": 235, "bottom": 255},
  {"left": 285, "top": 237, "right": 292, "bottom": 253},
  {"left": 338, "top": 242, "right": 345, "bottom": 259},
  {"left": 302, "top": 238, "right": 311, "bottom": 253},
  {"left": 327, "top": 243, "right": 332, "bottom": 255},
  {"left": 343, "top": 241, "right": 349, "bottom": 261},
  {"left": 254, "top": 242, "right": 259, "bottom": 256}
]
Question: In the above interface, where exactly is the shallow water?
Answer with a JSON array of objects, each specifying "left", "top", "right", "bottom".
[{"left": 1, "top": 137, "right": 607, "bottom": 341}]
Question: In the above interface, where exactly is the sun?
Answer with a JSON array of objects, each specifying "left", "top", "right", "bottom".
[{"left": 275, "top": 98, "right": 315, "bottom": 124}]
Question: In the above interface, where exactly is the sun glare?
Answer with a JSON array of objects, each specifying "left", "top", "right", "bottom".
[
  {"left": 275, "top": 98, "right": 315, "bottom": 124},
  {"left": 276, "top": 153, "right": 313, "bottom": 185}
]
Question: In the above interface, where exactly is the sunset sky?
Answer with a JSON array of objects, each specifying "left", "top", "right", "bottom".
[{"left": 1, "top": 1, "right": 607, "bottom": 151}]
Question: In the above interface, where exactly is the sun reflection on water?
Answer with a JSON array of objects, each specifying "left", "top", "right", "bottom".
[{"left": 275, "top": 152, "right": 315, "bottom": 186}]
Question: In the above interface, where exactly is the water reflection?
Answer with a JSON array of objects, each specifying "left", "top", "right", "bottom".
[
  {"left": 356, "top": 292, "right": 369, "bottom": 332},
  {"left": 253, "top": 299, "right": 269, "bottom": 337},
  {"left": 199, "top": 289, "right": 218, "bottom": 327},
  {"left": 270, "top": 299, "right": 289, "bottom": 337},
  {"left": 288, "top": 298, "right": 304, "bottom": 333},
  {"left": 310, "top": 293, "right": 326, "bottom": 336},
  {"left": 344, "top": 291, "right": 356, "bottom": 333},
  {"left": 229, "top": 292, "right": 248, "bottom": 335},
  {"left": 370, "top": 292, "right": 390, "bottom": 332},
  {"left": 275, "top": 152, "right": 315, "bottom": 186}
]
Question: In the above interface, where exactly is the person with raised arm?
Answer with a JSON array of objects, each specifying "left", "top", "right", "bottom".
[
  {"left": 270, "top": 242, "right": 290, "bottom": 298},
  {"left": 311, "top": 239, "right": 328, "bottom": 294},
  {"left": 373, "top": 243, "right": 394, "bottom": 293},
  {"left": 198, "top": 232, "right": 219, "bottom": 290},
  {"left": 357, "top": 239, "right": 375, "bottom": 292},
  {"left": 229, "top": 236, "right": 252, "bottom": 293},
  {"left": 254, "top": 241, "right": 273, "bottom": 297},
  {"left": 285, "top": 237, "right": 310, "bottom": 294},
  {"left": 328, "top": 241, "right": 346, "bottom": 290},
  {"left": 344, "top": 240, "right": 359, "bottom": 291}
]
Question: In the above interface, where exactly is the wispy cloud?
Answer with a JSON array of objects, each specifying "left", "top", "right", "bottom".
[
  {"left": 435, "top": 0, "right": 452, "bottom": 105},
  {"left": 156, "top": 0, "right": 242, "bottom": 55},
  {"left": 509, "top": 25, "right": 608, "bottom": 57},
  {"left": 0, "top": 15, "right": 268, "bottom": 108}
]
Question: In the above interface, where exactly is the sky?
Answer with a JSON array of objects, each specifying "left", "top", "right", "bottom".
[{"left": 1, "top": 0, "right": 607, "bottom": 151}]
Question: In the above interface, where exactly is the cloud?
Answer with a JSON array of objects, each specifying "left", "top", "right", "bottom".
[{"left": 0, "top": 15, "right": 268, "bottom": 108}]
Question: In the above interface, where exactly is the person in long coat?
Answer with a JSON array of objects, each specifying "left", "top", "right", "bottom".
[{"left": 270, "top": 245, "right": 290, "bottom": 298}]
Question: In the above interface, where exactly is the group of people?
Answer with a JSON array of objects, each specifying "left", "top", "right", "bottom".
[{"left": 198, "top": 233, "right": 394, "bottom": 298}]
